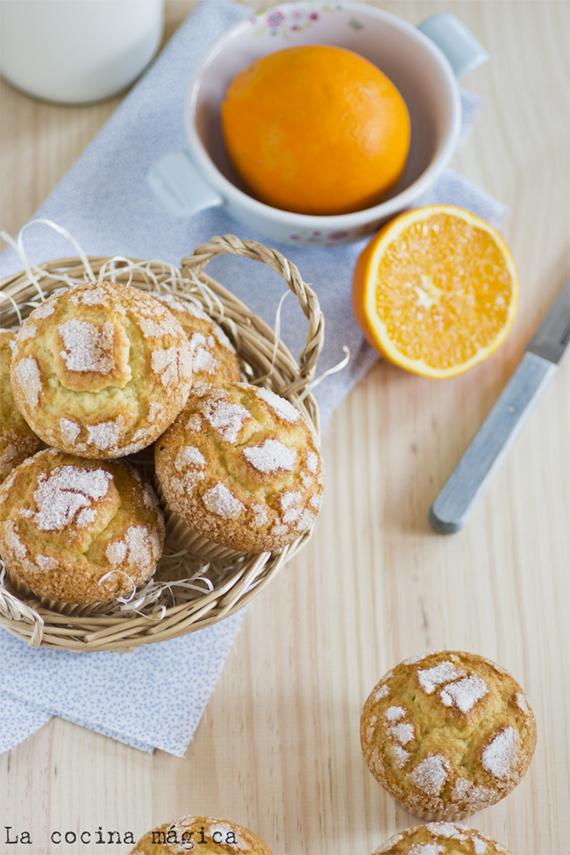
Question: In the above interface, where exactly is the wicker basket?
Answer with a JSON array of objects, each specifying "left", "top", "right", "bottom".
[{"left": 0, "top": 235, "right": 324, "bottom": 652}]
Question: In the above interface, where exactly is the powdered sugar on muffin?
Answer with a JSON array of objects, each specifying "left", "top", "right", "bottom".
[
  {"left": 155, "top": 292, "right": 241, "bottom": 386},
  {"left": 0, "top": 448, "right": 164, "bottom": 608},
  {"left": 0, "top": 331, "right": 42, "bottom": 482},
  {"left": 155, "top": 381, "right": 323, "bottom": 555},
  {"left": 361, "top": 651, "right": 536, "bottom": 821},
  {"left": 10, "top": 282, "right": 193, "bottom": 458},
  {"left": 130, "top": 814, "right": 273, "bottom": 854},
  {"left": 373, "top": 823, "right": 511, "bottom": 855}
]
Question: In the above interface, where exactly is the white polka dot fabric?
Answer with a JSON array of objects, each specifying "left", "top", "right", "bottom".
[
  {"left": 0, "top": 694, "right": 50, "bottom": 754},
  {"left": 0, "top": 613, "right": 243, "bottom": 755}
]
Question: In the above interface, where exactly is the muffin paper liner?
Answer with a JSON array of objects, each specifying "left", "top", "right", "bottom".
[{"left": 3, "top": 566, "right": 116, "bottom": 617}]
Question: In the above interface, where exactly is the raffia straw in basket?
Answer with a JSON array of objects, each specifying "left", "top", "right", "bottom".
[{"left": 0, "top": 235, "right": 324, "bottom": 652}]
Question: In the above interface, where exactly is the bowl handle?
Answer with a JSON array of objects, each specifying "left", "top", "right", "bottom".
[
  {"left": 417, "top": 13, "right": 489, "bottom": 79},
  {"left": 147, "top": 150, "right": 223, "bottom": 217},
  {"left": 181, "top": 235, "right": 325, "bottom": 396}
]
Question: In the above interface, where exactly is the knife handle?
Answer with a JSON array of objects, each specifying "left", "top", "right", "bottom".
[{"left": 430, "top": 352, "right": 556, "bottom": 533}]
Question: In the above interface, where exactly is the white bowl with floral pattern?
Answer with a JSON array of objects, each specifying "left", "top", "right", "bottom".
[{"left": 148, "top": 2, "right": 487, "bottom": 247}]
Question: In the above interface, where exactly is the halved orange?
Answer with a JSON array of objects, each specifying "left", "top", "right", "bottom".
[{"left": 352, "top": 205, "right": 519, "bottom": 378}]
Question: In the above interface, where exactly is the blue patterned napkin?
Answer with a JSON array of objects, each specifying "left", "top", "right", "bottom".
[
  {"left": 0, "top": 0, "right": 506, "bottom": 754},
  {"left": 0, "top": 618, "right": 242, "bottom": 754}
]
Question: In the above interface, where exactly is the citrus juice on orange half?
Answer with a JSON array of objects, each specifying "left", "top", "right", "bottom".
[{"left": 352, "top": 205, "right": 519, "bottom": 378}]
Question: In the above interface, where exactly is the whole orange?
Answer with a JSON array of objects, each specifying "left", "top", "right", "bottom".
[{"left": 221, "top": 45, "right": 411, "bottom": 216}]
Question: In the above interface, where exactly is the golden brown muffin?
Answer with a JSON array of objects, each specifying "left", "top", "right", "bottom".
[
  {"left": 0, "top": 330, "right": 42, "bottom": 481},
  {"left": 131, "top": 815, "right": 273, "bottom": 854},
  {"left": 374, "top": 823, "right": 510, "bottom": 854},
  {"left": 155, "top": 381, "right": 323, "bottom": 558},
  {"left": 0, "top": 448, "right": 164, "bottom": 609},
  {"left": 10, "top": 282, "right": 193, "bottom": 458},
  {"left": 361, "top": 651, "right": 536, "bottom": 821},
  {"left": 156, "top": 293, "right": 241, "bottom": 385}
]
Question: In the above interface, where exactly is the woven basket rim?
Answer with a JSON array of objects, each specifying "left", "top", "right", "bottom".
[{"left": 0, "top": 235, "right": 324, "bottom": 652}]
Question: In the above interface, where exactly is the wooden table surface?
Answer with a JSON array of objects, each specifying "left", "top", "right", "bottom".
[{"left": 0, "top": 2, "right": 569, "bottom": 853}]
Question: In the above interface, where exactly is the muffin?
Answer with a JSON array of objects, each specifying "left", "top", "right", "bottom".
[
  {"left": 155, "top": 381, "right": 323, "bottom": 559},
  {"left": 361, "top": 651, "right": 536, "bottom": 820},
  {"left": 0, "top": 448, "right": 164, "bottom": 610},
  {"left": 0, "top": 330, "right": 42, "bottom": 481},
  {"left": 10, "top": 281, "right": 193, "bottom": 458},
  {"left": 156, "top": 293, "right": 241, "bottom": 385},
  {"left": 131, "top": 815, "right": 273, "bottom": 854},
  {"left": 374, "top": 823, "right": 510, "bottom": 854}
]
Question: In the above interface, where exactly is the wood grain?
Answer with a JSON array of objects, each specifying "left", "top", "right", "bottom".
[{"left": 0, "top": 1, "right": 569, "bottom": 853}]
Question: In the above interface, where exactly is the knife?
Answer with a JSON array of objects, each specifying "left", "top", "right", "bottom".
[{"left": 430, "top": 280, "right": 570, "bottom": 534}]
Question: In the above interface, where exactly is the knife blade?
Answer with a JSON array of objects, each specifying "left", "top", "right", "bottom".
[{"left": 430, "top": 279, "right": 570, "bottom": 534}]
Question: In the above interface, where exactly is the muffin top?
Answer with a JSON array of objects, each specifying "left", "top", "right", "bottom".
[
  {"left": 155, "top": 381, "right": 323, "bottom": 553},
  {"left": 156, "top": 293, "right": 241, "bottom": 385},
  {"left": 374, "top": 823, "right": 509, "bottom": 855},
  {"left": 131, "top": 815, "right": 273, "bottom": 854},
  {"left": 0, "top": 330, "right": 42, "bottom": 481},
  {"left": 10, "top": 281, "right": 193, "bottom": 458},
  {"left": 361, "top": 651, "right": 536, "bottom": 821},
  {"left": 0, "top": 448, "right": 164, "bottom": 606}
]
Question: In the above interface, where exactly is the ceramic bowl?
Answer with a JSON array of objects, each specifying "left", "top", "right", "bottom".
[{"left": 148, "top": 2, "right": 487, "bottom": 246}]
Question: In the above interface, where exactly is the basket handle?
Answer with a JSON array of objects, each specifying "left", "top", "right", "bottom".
[{"left": 181, "top": 235, "right": 325, "bottom": 384}]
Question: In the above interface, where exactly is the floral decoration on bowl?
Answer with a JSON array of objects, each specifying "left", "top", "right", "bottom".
[
  {"left": 252, "top": 4, "right": 364, "bottom": 39},
  {"left": 288, "top": 221, "right": 381, "bottom": 246}
]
